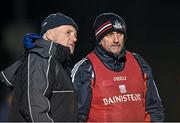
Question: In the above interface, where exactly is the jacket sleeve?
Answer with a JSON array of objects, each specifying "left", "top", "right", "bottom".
[
  {"left": 71, "top": 58, "right": 93, "bottom": 122},
  {"left": 22, "top": 53, "right": 53, "bottom": 122},
  {"left": 0, "top": 53, "right": 27, "bottom": 87},
  {"left": 133, "top": 53, "right": 164, "bottom": 122}
]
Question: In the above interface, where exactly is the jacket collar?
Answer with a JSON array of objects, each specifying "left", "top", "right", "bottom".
[{"left": 30, "top": 39, "right": 70, "bottom": 63}]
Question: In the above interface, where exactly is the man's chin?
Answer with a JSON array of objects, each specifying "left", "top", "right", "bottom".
[{"left": 111, "top": 49, "right": 121, "bottom": 54}]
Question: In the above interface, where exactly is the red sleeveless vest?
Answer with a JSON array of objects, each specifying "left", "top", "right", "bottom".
[{"left": 87, "top": 51, "right": 148, "bottom": 122}]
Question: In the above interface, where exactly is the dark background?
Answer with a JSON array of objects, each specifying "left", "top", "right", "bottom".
[{"left": 0, "top": 0, "right": 180, "bottom": 121}]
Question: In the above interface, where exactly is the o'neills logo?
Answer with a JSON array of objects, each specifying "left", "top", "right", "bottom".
[
  {"left": 113, "top": 76, "right": 127, "bottom": 81},
  {"left": 102, "top": 93, "right": 142, "bottom": 105}
]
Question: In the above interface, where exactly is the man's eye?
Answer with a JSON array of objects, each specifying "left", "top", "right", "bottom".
[
  {"left": 117, "top": 32, "right": 122, "bottom": 35},
  {"left": 107, "top": 33, "right": 113, "bottom": 37},
  {"left": 66, "top": 31, "right": 71, "bottom": 35}
]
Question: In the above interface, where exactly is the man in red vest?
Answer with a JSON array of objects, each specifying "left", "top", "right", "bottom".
[{"left": 71, "top": 12, "right": 164, "bottom": 122}]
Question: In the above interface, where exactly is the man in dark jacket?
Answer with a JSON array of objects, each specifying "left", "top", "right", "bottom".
[
  {"left": 0, "top": 12, "right": 78, "bottom": 122},
  {"left": 71, "top": 12, "right": 164, "bottom": 122}
]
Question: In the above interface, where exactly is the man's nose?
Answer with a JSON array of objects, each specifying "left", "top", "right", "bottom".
[
  {"left": 114, "top": 34, "right": 119, "bottom": 43},
  {"left": 71, "top": 34, "right": 77, "bottom": 42}
]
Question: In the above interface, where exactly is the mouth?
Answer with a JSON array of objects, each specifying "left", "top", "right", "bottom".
[
  {"left": 69, "top": 44, "right": 75, "bottom": 48},
  {"left": 111, "top": 45, "right": 121, "bottom": 48}
]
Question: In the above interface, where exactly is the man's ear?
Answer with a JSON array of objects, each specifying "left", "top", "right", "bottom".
[{"left": 46, "top": 29, "right": 54, "bottom": 41}]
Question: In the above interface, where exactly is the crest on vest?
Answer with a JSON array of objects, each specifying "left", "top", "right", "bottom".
[{"left": 119, "top": 84, "right": 127, "bottom": 93}]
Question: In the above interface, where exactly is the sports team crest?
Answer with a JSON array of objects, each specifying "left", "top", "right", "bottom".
[{"left": 119, "top": 84, "right": 127, "bottom": 93}]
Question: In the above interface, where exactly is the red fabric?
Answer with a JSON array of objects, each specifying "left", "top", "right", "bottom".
[{"left": 87, "top": 51, "right": 147, "bottom": 122}]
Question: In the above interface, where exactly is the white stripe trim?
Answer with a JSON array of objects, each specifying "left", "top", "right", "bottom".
[
  {"left": 45, "top": 55, "right": 54, "bottom": 122},
  {"left": 48, "top": 42, "right": 53, "bottom": 54},
  {"left": 52, "top": 90, "right": 74, "bottom": 93},
  {"left": 1, "top": 71, "right": 12, "bottom": 86},
  {"left": 92, "top": 68, "right": 95, "bottom": 79},
  {"left": 44, "top": 55, "right": 52, "bottom": 95},
  {"left": 95, "top": 23, "right": 112, "bottom": 36},
  {"left": 153, "top": 80, "right": 161, "bottom": 101},
  {"left": 27, "top": 54, "right": 34, "bottom": 122},
  {"left": 71, "top": 58, "right": 88, "bottom": 82}
]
